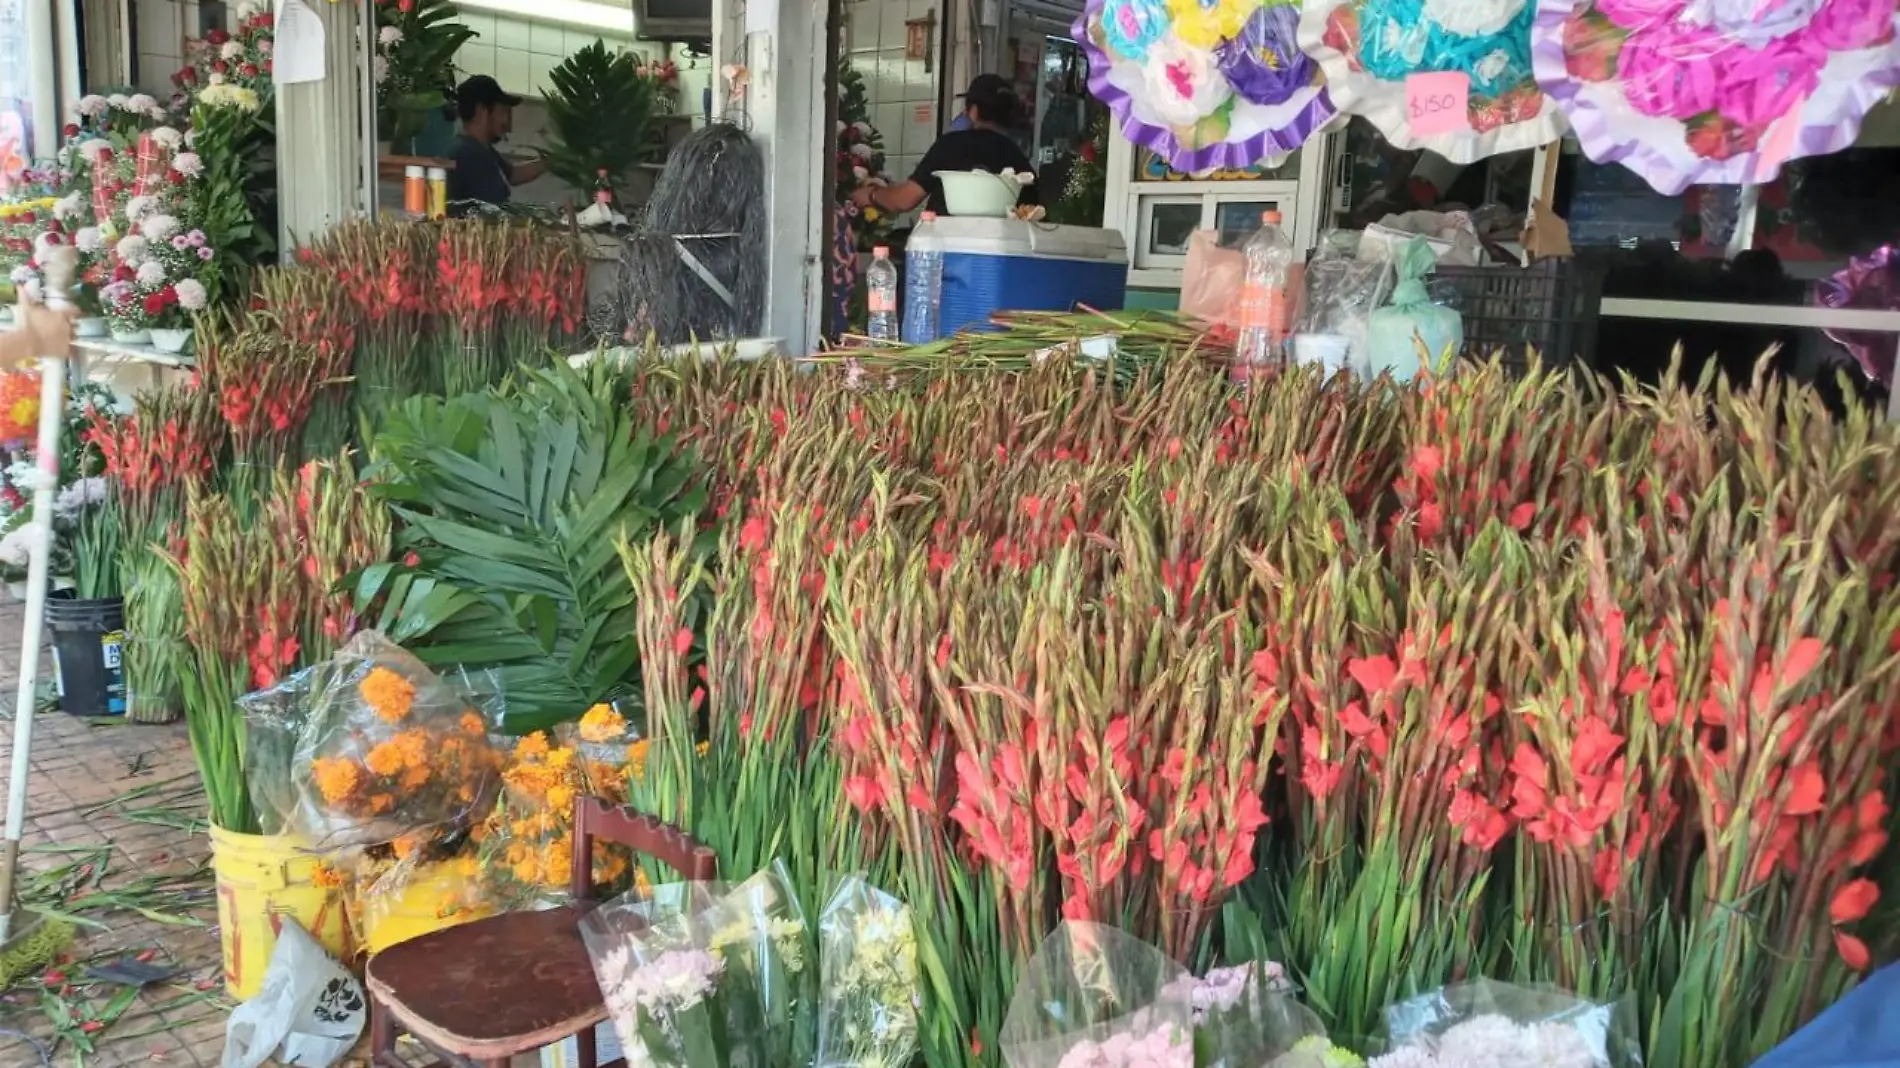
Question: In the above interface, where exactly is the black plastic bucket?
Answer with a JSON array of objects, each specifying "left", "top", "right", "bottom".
[{"left": 47, "top": 591, "right": 127, "bottom": 717}]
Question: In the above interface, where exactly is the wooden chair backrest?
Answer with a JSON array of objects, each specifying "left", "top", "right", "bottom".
[{"left": 568, "top": 795, "right": 718, "bottom": 903}]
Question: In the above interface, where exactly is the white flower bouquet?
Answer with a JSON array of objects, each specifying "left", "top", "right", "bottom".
[
  {"left": 1369, "top": 980, "right": 1641, "bottom": 1068},
  {"left": 583, "top": 865, "right": 810, "bottom": 1068},
  {"left": 814, "top": 876, "right": 921, "bottom": 1068}
]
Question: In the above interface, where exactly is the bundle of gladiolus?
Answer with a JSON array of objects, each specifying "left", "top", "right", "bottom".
[{"left": 603, "top": 349, "right": 1900, "bottom": 1068}]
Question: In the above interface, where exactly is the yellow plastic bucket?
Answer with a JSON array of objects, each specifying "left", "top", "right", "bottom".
[
  {"left": 355, "top": 858, "right": 493, "bottom": 956},
  {"left": 208, "top": 825, "right": 353, "bottom": 1000}
]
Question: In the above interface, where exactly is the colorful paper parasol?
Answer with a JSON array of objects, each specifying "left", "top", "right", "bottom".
[
  {"left": 1074, "top": 0, "right": 1336, "bottom": 173},
  {"left": 1299, "top": 0, "right": 1567, "bottom": 163},
  {"left": 1532, "top": 0, "right": 1900, "bottom": 194}
]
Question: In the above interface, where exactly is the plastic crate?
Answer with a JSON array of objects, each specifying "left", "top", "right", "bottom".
[{"left": 1430, "top": 258, "right": 1606, "bottom": 369}]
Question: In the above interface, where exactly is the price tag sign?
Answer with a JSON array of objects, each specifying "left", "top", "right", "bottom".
[{"left": 1405, "top": 72, "right": 1470, "bottom": 138}]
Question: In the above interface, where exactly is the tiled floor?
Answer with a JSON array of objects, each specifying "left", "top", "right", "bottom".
[{"left": 0, "top": 602, "right": 230, "bottom": 1067}]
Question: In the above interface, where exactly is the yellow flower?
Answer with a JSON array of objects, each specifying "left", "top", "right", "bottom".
[
  {"left": 359, "top": 666, "right": 417, "bottom": 724},
  {"left": 1167, "top": 0, "right": 1249, "bottom": 48},
  {"left": 578, "top": 704, "right": 627, "bottom": 743}
]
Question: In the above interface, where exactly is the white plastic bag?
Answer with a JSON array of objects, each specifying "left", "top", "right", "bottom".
[
  {"left": 221, "top": 920, "right": 366, "bottom": 1068},
  {"left": 1358, "top": 211, "right": 1484, "bottom": 268}
]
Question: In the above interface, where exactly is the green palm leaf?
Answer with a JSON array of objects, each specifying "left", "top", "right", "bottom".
[{"left": 359, "top": 360, "right": 707, "bottom": 731}]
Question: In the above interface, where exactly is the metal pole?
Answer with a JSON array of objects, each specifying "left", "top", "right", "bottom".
[{"left": 0, "top": 241, "right": 76, "bottom": 944}]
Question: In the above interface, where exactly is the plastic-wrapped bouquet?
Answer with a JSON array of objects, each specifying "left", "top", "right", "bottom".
[
  {"left": 237, "top": 631, "right": 504, "bottom": 849},
  {"left": 582, "top": 865, "right": 810, "bottom": 1068},
  {"left": 1001, "top": 922, "right": 1195, "bottom": 1068},
  {"left": 814, "top": 876, "right": 921, "bottom": 1068},
  {"left": 1162, "top": 961, "right": 1321, "bottom": 1068},
  {"left": 1369, "top": 980, "right": 1640, "bottom": 1068}
]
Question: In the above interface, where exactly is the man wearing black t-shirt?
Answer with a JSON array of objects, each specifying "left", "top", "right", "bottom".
[
  {"left": 446, "top": 75, "right": 546, "bottom": 210},
  {"left": 851, "top": 74, "right": 1039, "bottom": 217}
]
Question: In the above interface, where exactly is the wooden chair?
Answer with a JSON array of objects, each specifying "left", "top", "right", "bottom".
[{"left": 364, "top": 797, "right": 718, "bottom": 1068}]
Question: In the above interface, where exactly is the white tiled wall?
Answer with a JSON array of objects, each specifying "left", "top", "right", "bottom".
[
  {"left": 845, "top": 0, "right": 940, "bottom": 183},
  {"left": 453, "top": 12, "right": 660, "bottom": 101},
  {"left": 132, "top": 0, "right": 196, "bottom": 94}
]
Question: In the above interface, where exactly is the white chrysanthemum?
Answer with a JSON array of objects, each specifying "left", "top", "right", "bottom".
[
  {"left": 125, "top": 195, "right": 157, "bottom": 221},
  {"left": 135, "top": 261, "right": 167, "bottom": 286},
  {"left": 1368, "top": 1048, "right": 1442, "bottom": 1068},
  {"left": 116, "top": 235, "right": 150, "bottom": 263},
  {"left": 54, "top": 192, "right": 86, "bottom": 220},
  {"left": 1517, "top": 1023, "right": 1602, "bottom": 1068},
  {"left": 150, "top": 125, "right": 185, "bottom": 149},
  {"left": 207, "top": 72, "right": 226, "bottom": 86},
  {"left": 171, "top": 151, "right": 204, "bottom": 178},
  {"left": 173, "top": 278, "right": 208, "bottom": 311},
  {"left": 75, "top": 94, "right": 109, "bottom": 117},
  {"left": 1434, "top": 1015, "right": 1538, "bottom": 1068},
  {"left": 379, "top": 25, "right": 403, "bottom": 45},
  {"left": 849, "top": 142, "right": 874, "bottom": 159},
  {"left": 8, "top": 463, "right": 53, "bottom": 494},
  {"left": 106, "top": 93, "right": 129, "bottom": 109},
  {"left": 74, "top": 227, "right": 105, "bottom": 253},
  {"left": 140, "top": 213, "right": 180, "bottom": 242},
  {"left": 220, "top": 39, "right": 245, "bottom": 60},
  {"left": 53, "top": 477, "right": 108, "bottom": 519},
  {"left": 237, "top": 0, "right": 263, "bottom": 17},
  {"left": 125, "top": 93, "right": 158, "bottom": 114},
  {"left": 76, "top": 138, "right": 111, "bottom": 163},
  {"left": 372, "top": 56, "right": 390, "bottom": 83}
]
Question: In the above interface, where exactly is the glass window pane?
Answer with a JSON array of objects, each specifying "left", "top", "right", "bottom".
[{"left": 1145, "top": 201, "right": 1200, "bottom": 257}]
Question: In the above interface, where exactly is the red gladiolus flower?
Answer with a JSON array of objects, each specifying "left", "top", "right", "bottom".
[
  {"left": 1834, "top": 929, "right": 1871, "bottom": 971},
  {"left": 1831, "top": 878, "right": 1880, "bottom": 925},
  {"left": 1783, "top": 762, "right": 1826, "bottom": 816},
  {"left": 672, "top": 627, "right": 693, "bottom": 657}
]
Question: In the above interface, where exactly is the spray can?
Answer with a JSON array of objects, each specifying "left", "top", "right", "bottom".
[
  {"left": 427, "top": 167, "right": 448, "bottom": 219},
  {"left": 403, "top": 165, "right": 426, "bottom": 217}
]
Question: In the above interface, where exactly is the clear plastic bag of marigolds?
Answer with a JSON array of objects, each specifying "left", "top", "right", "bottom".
[
  {"left": 240, "top": 630, "right": 505, "bottom": 851},
  {"left": 347, "top": 830, "right": 497, "bottom": 958},
  {"left": 1001, "top": 921, "right": 1195, "bottom": 1068},
  {"left": 475, "top": 730, "right": 587, "bottom": 912},
  {"left": 1368, "top": 979, "right": 1643, "bottom": 1068},
  {"left": 814, "top": 875, "right": 922, "bottom": 1068},
  {"left": 563, "top": 702, "right": 644, "bottom": 804}
]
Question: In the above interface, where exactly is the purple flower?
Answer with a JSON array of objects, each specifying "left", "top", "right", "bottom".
[
  {"left": 172, "top": 234, "right": 192, "bottom": 250},
  {"left": 197, "top": 246, "right": 215, "bottom": 261},
  {"left": 187, "top": 229, "right": 206, "bottom": 247}
]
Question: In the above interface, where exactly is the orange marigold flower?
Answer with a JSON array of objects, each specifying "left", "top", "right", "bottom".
[
  {"left": 365, "top": 740, "right": 406, "bottom": 778},
  {"left": 626, "top": 739, "right": 651, "bottom": 782},
  {"left": 311, "top": 863, "right": 347, "bottom": 889},
  {"left": 578, "top": 704, "right": 627, "bottom": 744},
  {"left": 546, "top": 746, "right": 576, "bottom": 771},
  {"left": 459, "top": 710, "right": 487, "bottom": 736},
  {"left": 313, "top": 757, "right": 363, "bottom": 803},
  {"left": 392, "top": 834, "right": 424, "bottom": 860},
  {"left": 515, "top": 732, "right": 551, "bottom": 761},
  {"left": 359, "top": 666, "right": 417, "bottom": 724}
]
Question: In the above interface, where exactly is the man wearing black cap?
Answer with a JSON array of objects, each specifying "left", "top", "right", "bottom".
[
  {"left": 447, "top": 74, "right": 545, "bottom": 207},
  {"left": 850, "top": 73, "right": 1037, "bottom": 217}
]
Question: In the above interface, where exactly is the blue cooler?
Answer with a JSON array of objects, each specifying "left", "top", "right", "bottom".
[{"left": 907, "top": 218, "right": 1128, "bottom": 338}]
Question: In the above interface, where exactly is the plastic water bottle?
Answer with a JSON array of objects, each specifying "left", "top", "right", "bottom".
[
  {"left": 1234, "top": 210, "right": 1294, "bottom": 381},
  {"left": 903, "top": 212, "right": 944, "bottom": 343},
  {"left": 866, "top": 246, "right": 900, "bottom": 342}
]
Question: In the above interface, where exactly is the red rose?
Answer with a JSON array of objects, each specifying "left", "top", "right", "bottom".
[
  {"left": 113, "top": 265, "right": 133, "bottom": 282},
  {"left": 213, "top": 60, "right": 229, "bottom": 73},
  {"left": 143, "top": 293, "right": 166, "bottom": 316},
  {"left": 264, "top": 58, "right": 274, "bottom": 73},
  {"left": 258, "top": 12, "right": 274, "bottom": 26},
  {"left": 42, "top": 232, "right": 63, "bottom": 245},
  {"left": 62, "top": 123, "right": 78, "bottom": 137},
  {"left": 46, "top": 220, "right": 64, "bottom": 235},
  {"left": 161, "top": 285, "right": 179, "bottom": 305},
  {"left": 207, "top": 28, "right": 230, "bottom": 44},
  {"left": 240, "top": 62, "right": 259, "bottom": 77},
  {"left": 1080, "top": 142, "right": 1097, "bottom": 163},
  {"left": 398, "top": 0, "right": 414, "bottom": 11},
  {"left": 181, "top": 67, "right": 199, "bottom": 86}
]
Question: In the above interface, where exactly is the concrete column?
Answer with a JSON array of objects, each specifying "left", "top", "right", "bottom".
[
  {"left": 743, "top": 0, "right": 827, "bottom": 353},
  {"left": 273, "top": 0, "right": 368, "bottom": 250}
]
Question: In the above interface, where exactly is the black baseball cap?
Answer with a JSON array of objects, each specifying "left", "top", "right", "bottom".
[
  {"left": 455, "top": 74, "right": 522, "bottom": 119},
  {"left": 958, "top": 73, "right": 1011, "bottom": 101}
]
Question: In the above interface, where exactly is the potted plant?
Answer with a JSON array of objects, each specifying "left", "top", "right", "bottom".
[
  {"left": 372, "top": 0, "right": 475, "bottom": 153},
  {"left": 542, "top": 41, "right": 655, "bottom": 212}
]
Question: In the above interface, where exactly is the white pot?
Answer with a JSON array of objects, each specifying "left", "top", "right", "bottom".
[
  {"left": 110, "top": 327, "right": 151, "bottom": 345},
  {"left": 149, "top": 327, "right": 193, "bottom": 354},
  {"left": 75, "top": 316, "right": 107, "bottom": 338}
]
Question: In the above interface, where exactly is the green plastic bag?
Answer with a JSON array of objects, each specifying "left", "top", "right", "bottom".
[{"left": 1365, "top": 237, "right": 1462, "bottom": 382}]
